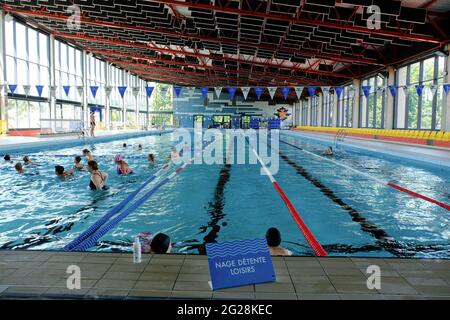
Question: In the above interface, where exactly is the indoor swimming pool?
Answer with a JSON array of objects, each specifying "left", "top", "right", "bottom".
[{"left": 0, "top": 130, "right": 449, "bottom": 258}]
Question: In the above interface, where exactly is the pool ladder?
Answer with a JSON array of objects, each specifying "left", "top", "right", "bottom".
[{"left": 334, "top": 129, "right": 347, "bottom": 147}]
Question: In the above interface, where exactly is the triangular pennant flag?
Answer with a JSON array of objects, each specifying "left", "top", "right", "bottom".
[
  {"left": 294, "top": 86, "right": 304, "bottom": 99},
  {"left": 362, "top": 86, "right": 371, "bottom": 98},
  {"left": 268, "top": 87, "right": 277, "bottom": 100},
  {"left": 429, "top": 85, "right": 438, "bottom": 98},
  {"left": 9, "top": 84, "right": 17, "bottom": 95},
  {"left": 214, "top": 87, "right": 222, "bottom": 98},
  {"left": 241, "top": 87, "right": 250, "bottom": 100},
  {"left": 118, "top": 86, "right": 127, "bottom": 98},
  {"left": 105, "top": 86, "right": 113, "bottom": 98},
  {"left": 187, "top": 87, "right": 195, "bottom": 98},
  {"left": 90, "top": 86, "right": 99, "bottom": 98},
  {"left": 282, "top": 87, "right": 290, "bottom": 100},
  {"left": 132, "top": 87, "right": 140, "bottom": 98},
  {"left": 49, "top": 85, "right": 57, "bottom": 97},
  {"left": 145, "top": 86, "right": 154, "bottom": 98},
  {"left": 228, "top": 86, "right": 236, "bottom": 100},
  {"left": 35, "top": 85, "right": 44, "bottom": 97},
  {"left": 321, "top": 86, "right": 330, "bottom": 94},
  {"left": 174, "top": 86, "right": 182, "bottom": 97},
  {"left": 255, "top": 87, "right": 263, "bottom": 100},
  {"left": 160, "top": 87, "right": 168, "bottom": 97},
  {"left": 307, "top": 86, "right": 317, "bottom": 97},
  {"left": 389, "top": 85, "right": 397, "bottom": 97},
  {"left": 23, "top": 85, "right": 31, "bottom": 96},
  {"left": 402, "top": 85, "right": 410, "bottom": 94},
  {"left": 77, "top": 86, "right": 84, "bottom": 97},
  {"left": 335, "top": 86, "right": 344, "bottom": 98},
  {"left": 415, "top": 85, "right": 424, "bottom": 97},
  {"left": 201, "top": 87, "right": 209, "bottom": 99},
  {"left": 63, "top": 85, "right": 71, "bottom": 97},
  {"left": 444, "top": 84, "right": 450, "bottom": 96}
]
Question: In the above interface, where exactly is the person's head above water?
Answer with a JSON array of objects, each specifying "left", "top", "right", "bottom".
[
  {"left": 138, "top": 144, "right": 142, "bottom": 149},
  {"left": 4, "top": 154, "right": 11, "bottom": 161},
  {"left": 123, "top": 143, "right": 127, "bottom": 148},
  {"left": 23, "top": 156, "right": 30, "bottom": 163},
  {"left": 114, "top": 154, "right": 123, "bottom": 163},
  {"left": 55, "top": 165, "right": 65, "bottom": 175},
  {"left": 148, "top": 153, "right": 155, "bottom": 161},
  {"left": 15, "top": 162, "right": 23, "bottom": 173},
  {"left": 82, "top": 149, "right": 90, "bottom": 155},
  {"left": 74, "top": 156, "right": 82, "bottom": 164},
  {"left": 265, "top": 227, "right": 282, "bottom": 247},
  {"left": 87, "top": 160, "right": 99, "bottom": 171},
  {"left": 150, "top": 233, "right": 171, "bottom": 254}
]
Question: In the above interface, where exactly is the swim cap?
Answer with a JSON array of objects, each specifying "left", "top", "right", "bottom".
[{"left": 114, "top": 154, "right": 123, "bottom": 162}]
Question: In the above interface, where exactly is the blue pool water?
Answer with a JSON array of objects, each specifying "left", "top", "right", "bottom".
[{"left": 0, "top": 130, "right": 449, "bottom": 258}]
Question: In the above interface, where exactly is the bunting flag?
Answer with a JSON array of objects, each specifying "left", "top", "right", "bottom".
[
  {"left": 104, "top": 86, "right": 113, "bottom": 98},
  {"left": 377, "top": 87, "right": 385, "bottom": 93},
  {"left": 145, "top": 86, "right": 154, "bottom": 98},
  {"left": 241, "top": 87, "right": 250, "bottom": 100},
  {"left": 294, "top": 86, "right": 304, "bottom": 99},
  {"left": 174, "top": 86, "right": 182, "bottom": 97},
  {"left": 389, "top": 85, "right": 397, "bottom": 97},
  {"left": 402, "top": 85, "right": 410, "bottom": 95},
  {"left": 118, "top": 86, "right": 127, "bottom": 98},
  {"left": 415, "top": 84, "right": 424, "bottom": 97},
  {"left": 23, "top": 85, "right": 31, "bottom": 96},
  {"left": 444, "top": 84, "right": 450, "bottom": 96},
  {"left": 132, "top": 87, "right": 140, "bottom": 98},
  {"left": 76, "top": 86, "right": 84, "bottom": 97},
  {"left": 429, "top": 85, "right": 438, "bottom": 98},
  {"left": 200, "top": 86, "right": 209, "bottom": 99},
  {"left": 160, "top": 87, "right": 168, "bottom": 97},
  {"left": 49, "top": 85, "right": 57, "bottom": 97},
  {"left": 255, "top": 87, "right": 263, "bottom": 100},
  {"left": 214, "top": 87, "right": 222, "bottom": 98},
  {"left": 307, "top": 86, "right": 317, "bottom": 97},
  {"left": 187, "top": 87, "right": 196, "bottom": 98},
  {"left": 9, "top": 84, "right": 17, "bottom": 95},
  {"left": 268, "top": 87, "right": 277, "bottom": 100},
  {"left": 335, "top": 86, "right": 344, "bottom": 98},
  {"left": 228, "top": 86, "right": 236, "bottom": 100},
  {"left": 63, "top": 85, "right": 71, "bottom": 97},
  {"left": 90, "top": 86, "right": 99, "bottom": 98},
  {"left": 362, "top": 86, "right": 371, "bottom": 98},
  {"left": 36, "top": 85, "right": 45, "bottom": 97},
  {"left": 321, "top": 86, "right": 330, "bottom": 94},
  {"left": 282, "top": 87, "right": 290, "bottom": 100}
]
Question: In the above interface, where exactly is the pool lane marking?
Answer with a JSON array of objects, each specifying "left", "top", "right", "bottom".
[
  {"left": 279, "top": 139, "right": 450, "bottom": 211},
  {"left": 246, "top": 137, "right": 327, "bottom": 257}
]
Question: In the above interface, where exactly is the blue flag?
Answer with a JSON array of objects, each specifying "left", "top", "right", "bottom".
[
  {"left": 255, "top": 87, "right": 263, "bottom": 100},
  {"left": 443, "top": 84, "right": 450, "bottom": 96},
  {"left": 173, "top": 86, "right": 182, "bottom": 97},
  {"left": 415, "top": 85, "right": 424, "bottom": 97},
  {"left": 282, "top": 87, "right": 290, "bottom": 100},
  {"left": 362, "top": 86, "right": 371, "bottom": 98},
  {"left": 308, "top": 86, "right": 317, "bottom": 97},
  {"left": 335, "top": 86, "right": 344, "bottom": 98},
  {"left": 145, "top": 86, "right": 154, "bottom": 98},
  {"left": 63, "top": 85, "right": 71, "bottom": 96},
  {"left": 35, "top": 85, "right": 44, "bottom": 97},
  {"left": 9, "top": 84, "right": 17, "bottom": 95},
  {"left": 118, "top": 86, "right": 127, "bottom": 98},
  {"left": 389, "top": 85, "right": 396, "bottom": 97},
  {"left": 90, "top": 86, "right": 99, "bottom": 98},
  {"left": 228, "top": 86, "right": 236, "bottom": 100},
  {"left": 201, "top": 87, "right": 208, "bottom": 99}
]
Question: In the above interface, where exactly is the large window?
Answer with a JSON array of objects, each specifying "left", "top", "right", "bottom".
[
  {"left": 337, "top": 85, "right": 354, "bottom": 127},
  {"left": 322, "top": 90, "right": 334, "bottom": 127},
  {"left": 55, "top": 40, "right": 83, "bottom": 102},
  {"left": 360, "top": 74, "right": 386, "bottom": 128},
  {"left": 396, "top": 55, "right": 445, "bottom": 130},
  {"left": 7, "top": 99, "right": 50, "bottom": 129},
  {"left": 87, "top": 55, "right": 106, "bottom": 106},
  {"left": 300, "top": 99, "right": 308, "bottom": 126},
  {"left": 310, "top": 96, "right": 319, "bottom": 126}
]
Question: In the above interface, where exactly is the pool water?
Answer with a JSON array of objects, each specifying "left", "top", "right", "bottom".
[{"left": 0, "top": 130, "right": 449, "bottom": 258}]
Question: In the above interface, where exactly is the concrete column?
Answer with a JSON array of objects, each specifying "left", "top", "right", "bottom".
[
  {"left": 104, "top": 63, "right": 110, "bottom": 130},
  {"left": 332, "top": 90, "right": 338, "bottom": 127},
  {"left": 441, "top": 45, "right": 450, "bottom": 132},
  {"left": 0, "top": 11, "right": 7, "bottom": 124},
  {"left": 306, "top": 97, "right": 311, "bottom": 126},
  {"left": 317, "top": 93, "right": 323, "bottom": 127},
  {"left": 385, "top": 66, "right": 395, "bottom": 129},
  {"left": 82, "top": 50, "right": 88, "bottom": 126},
  {"left": 352, "top": 79, "right": 361, "bottom": 128},
  {"left": 49, "top": 34, "right": 56, "bottom": 132}
]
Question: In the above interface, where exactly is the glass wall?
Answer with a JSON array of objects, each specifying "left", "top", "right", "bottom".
[
  {"left": 322, "top": 90, "right": 334, "bottom": 127},
  {"left": 310, "top": 96, "right": 319, "bottom": 126},
  {"left": 87, "top": 54, "right": 106, "bottom": 106},
  {"left": 337, "top": 85, "right": 354, "bottom": 127},
  {"left": 300, "top": 99, "right": 308, "bottom": 126},
  {"left": 360, "top": 74, "right": 386, "bottom": 128},
  {"left": 55, "top": 40, "right": 83, "bottom": 103}
]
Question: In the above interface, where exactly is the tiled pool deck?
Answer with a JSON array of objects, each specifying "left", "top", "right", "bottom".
[{"left": 1, "top": 251, "right": 449, "bottom": 300}]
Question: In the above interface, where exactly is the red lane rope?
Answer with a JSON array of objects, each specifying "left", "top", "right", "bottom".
[
  {"left": 273, "top": 181, "right": 328, "bottom": 257},
  {"left": 387, "top": 183, "right": 450, "bottom": 211}
]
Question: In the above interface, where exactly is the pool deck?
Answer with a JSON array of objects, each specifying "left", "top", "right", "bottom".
[{"left": 1, "top": 251, "right": 449, "bottom": 300}]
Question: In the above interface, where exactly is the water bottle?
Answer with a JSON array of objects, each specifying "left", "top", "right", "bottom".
[{"left": 133, "top": 236, "right": 141, "bottom": 264}]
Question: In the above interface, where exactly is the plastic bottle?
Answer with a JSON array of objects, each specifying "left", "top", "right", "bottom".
[{"left": 133, "top": 236, "right": 142, "bottom": 264}]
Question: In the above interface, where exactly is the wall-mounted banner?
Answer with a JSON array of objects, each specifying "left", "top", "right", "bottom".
[
  {"left": 389, "top": 85, "right": 396, "bottom": 97},
  {"left": 228, "top": 86, "right": 237, "bottom": 100},
  {"left": 9, "top": 84, "right": 17, "bottom": 95},
  {"left": 415, "top": 85, "right": 424, "bottom": 97},
  {"left": 255, "top": 87, "right": 263, "bottom": 100},
  {"left": 335, "top": 86, "right": 344, "bottom": 98},
  {"left": 174, "top": 86, "right": 182, "bottom": 97},
  {"left": 63, "top": 85, "right": 71, "bottom": 97},
  {"left": 362, "top": 86, "right": 371, "bottom": 98},
  {"left": 206, "top": 239, "right": 276, "bottom": 290},
  {"left": 444, "top": 84, "right": 450, "bottom": 96},
  {"left": 187, "top": 87, "right": 196, "bottom": 98},
  {"left": 294, "top": 86, "right": 304, "bottom": 99},
  {"left": 90, "top": 86, "right": 99, "bottom": 98},
  {"left": 36, "top": 85, "right": 45, "bottom": 97},
  {"left": 132, "top": 87, "right": 140, "bottom": 98},
  {"left": 104, "top": 86, "right": 113, "bottom": 98},
  {"left": 429, "top": 85, "right": 438, "bottom": 98},
  {"left": 201, "top": 86, "right": 209, "bottom": 99},
  {"left": 307, "top": 86, "right": 317, "bottom": 97},
  {"left": 214, "top": 87, "right": 222, "bottom": 98},
  {"left": 241, "top": 87, "right": 250, "bottom": 100},
  {"left": 118, "top": 86, "right": 127, "bottom": 98},
  {"left": 281, "top": 87, "right": 290, "bottom": 100},
  {"left": 23, "top": 85, "right": 31, "bottom": 96},
  {"left": 268, "top": 87, "right": 277, "bottom": 100},
  {"left": 77, "top": 85, "right": 84, "bottom": 97},
  {"left": 145, "top": 86, "right": 154, "bottom": 98}
]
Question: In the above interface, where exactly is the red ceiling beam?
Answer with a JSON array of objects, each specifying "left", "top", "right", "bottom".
[{"left": 149, "top": 0, "right": 443, "bottom": 44}]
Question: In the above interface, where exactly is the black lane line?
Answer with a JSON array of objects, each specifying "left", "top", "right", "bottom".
[{"left": 278, "top": 150, "right": 411, "bottom": 257}]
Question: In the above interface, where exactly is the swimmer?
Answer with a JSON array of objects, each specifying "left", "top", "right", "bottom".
[
  {"left": 325, "top": 146, "right": 333, "bottom": 156},
  {"left": 137, "top": 144, "right": 143, "bottom": 151},
  {"left": 55, "top": 165, "right": 74, "bottom": 180},
  {"left": 150, "top": 233, "right": 172, "bottom": 254},
  {"left": 123, "top": 143, "right": 127, "bottom": 148},
  {"left": 169, "top": 147, "right": 179, "bottom": 161},
  {"left": 147, "top": 153, "right": 155, "bottom": 165},
  {"left": 87, "top": 160, "right": 109, "bottom": 190},
  {"left": 82, "top": 149, "right": 94, "bottom": 161},
  {"left": 4, "top": 154, "right": 12, "bottom": 162},
  {"left": 23, "top": 156, "right": 31, "bottom": 165},
  {"left": 265, "top": 227, "right": 292, "bottom": 256},
  {"left": 73, "top": 156, "right": 84, "bottom": 170},
  {"left": 15, "top": 162, "right": 25, "bottom": 174},
  {"left": 114, "top": 154, "right": 133, "bottom": 175}
]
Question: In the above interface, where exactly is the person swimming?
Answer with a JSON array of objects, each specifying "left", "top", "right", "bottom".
[
  {"left": 73, "top": 156, "right": 84, "bottom": 170},
  {"left": 123, "top": 143, "right": 127, "bottom": 148},
  {"left": 82, "top": 149, "right": 94, "bottom": 161},
  {"left": 55, "top": 165, "right": 74, "bottom": 180},
  {"left": 137, "top": 144, "right": 143, "bottom": 151},
  {"left": 87, "top": 160, "right": 109, "bottom": 190},
  {"left": 114, "top": 154, "right": 133, "bottom": 175},
  {"left": 147, "top": 153, "right": 155, "bottom": 165},
  {"left": 170, "top": 147, "right": 179, "bottom": 161},
  {"left": 23, "top": 156, "right": 31, "bottom": 165},
  {"left": 150, "top": 233, "right": 172, "bottom": 254},
  {"left": 265, "top": 227, "right": 292, "bottom": 256},
  {"left": 325, "top": 146, "right": 333, "bottom": 156},
  {"left": 15, "top": 162, "right": 24, "bottom": 174},
  {"left": 4, "top": 154, "right": 12, "bottom": 162}
]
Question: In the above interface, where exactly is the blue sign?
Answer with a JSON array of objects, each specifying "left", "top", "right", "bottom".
[{"left": 206, "top": 238, "right": 276, "bottom": 290}]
